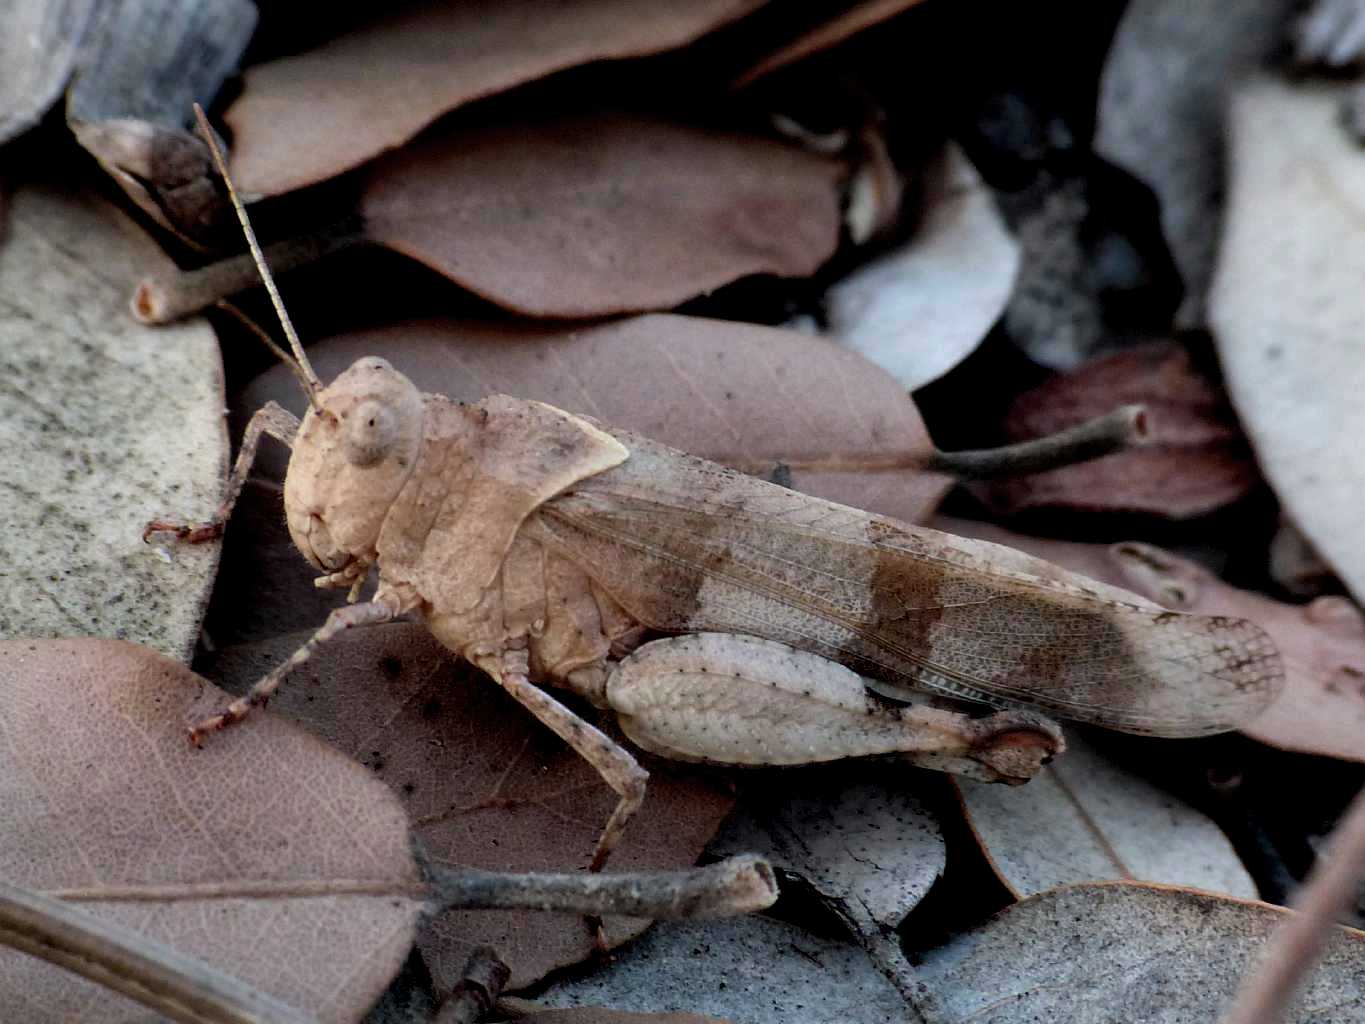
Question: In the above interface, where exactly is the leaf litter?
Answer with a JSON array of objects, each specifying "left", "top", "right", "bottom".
[{"left": 5, "top": 5, "right": 1365, "bottom": 1022}]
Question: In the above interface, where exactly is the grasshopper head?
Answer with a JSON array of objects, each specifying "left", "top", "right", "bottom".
[{"left": 284, "top": 357, "right": 423, "bottom": 573}]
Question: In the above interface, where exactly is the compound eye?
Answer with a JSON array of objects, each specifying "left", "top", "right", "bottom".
[{"left": 344, "top": 399, "right": 397, "bottom": 467}]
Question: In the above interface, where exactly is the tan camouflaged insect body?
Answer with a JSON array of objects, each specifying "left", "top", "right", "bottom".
[{"left": 157, "top": 106, "right": 1285, "bottom": 873}]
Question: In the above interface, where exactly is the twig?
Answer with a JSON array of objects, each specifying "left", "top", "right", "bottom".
[
  {"left": 432, "top": 947, "right": 510, "bottom": 1024},
  {"left": 927, "top": 404, "right": 1150, "bottom": 480},
  {"left": 423, "top": 854, "right": 778, "bottom": 919},
  {"left": 0, "top": 880, "right": 316, "bottom": 1024},
  {"left": 1221, "top": 784, "right": 1365, "bottom": 1024},
  {"left": 131, "top": 221, "right": 361, "bottom": 325},
  {"left": 722, "top": 404, "right": 1149, "bottom": 481}
]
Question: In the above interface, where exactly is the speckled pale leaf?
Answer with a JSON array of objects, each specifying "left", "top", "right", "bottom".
[
  {"left": 0, "top": 183, "right": 225, "bottom": 661},
  {"left": 533, "top": 914, "right": 905, "bottom": 1024},
  {"left": 200, "top": 623, "right": 735, "bottom": 992},
  {"left": 0, "top": 0, "right": 97, "bottom": 144},
  {"left": 1096, "top": 0, "right": 1293, "bottom": 327},
  {"left": 914, "top": 882, "right": 1365, "bottom": 1024},
  {"left": 956, "top": 730, "right": 1256, "bottom": 900},
  {"left": 237, "top": 314, "right": 948, "bottom": 528},
  {"left": 227, "top": 0, "right": 767, "bottom": 197},
  {"left": 1211, "top": 79, "right": 1365, "bottom": 610},
  {"left": 358, "top": 113, "right": 843, "bottom": 319},
  {"left": 939, "top": 516, "right": 1365, "bottom": 764},
  {"left": 707, "top": 764, "right": 945, "bottom": 929},
  {"left": 0, "top": 638, "right": 423, "bottom": 1023},
  {"left": 514, "top": 1012, "right": 732, "bottom": 1024},
  {"left": 826, "top": 144, "right": 1018, "bottom": 391}
]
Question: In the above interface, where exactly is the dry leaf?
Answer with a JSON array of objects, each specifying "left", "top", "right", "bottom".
[
  {"left": 1095, "top": 0, "right": 1294, "bottom": 327},
  {"left": 826, "top": 144, "right": 1019, "bottom": 391},
  {"left": 202, "top": 623, "right": 735, "bottom": 991},
  {"left": 66, "top": 0, "right": 256, "bottom": 241},
  {"left": 0, "top": 0, "right": 97, "bottom": 144},
  {"left": 0, "top": 638, "right": 423, "bottom": 1023},
  {"left": 914, "top": 882, "right": 1365, "bottom": 1023},
  {"left": 0, "top": 182, "right": 224, "bottom": 661},
  {"left": 957, "top": 730, "right": 1257, "bottom": 900},
  {"left": 534, "top": 913, "right": 905, "bottom": 1023},
  {"left": 708, "top": 765, "right": 945, "bottom": 931},
  {"left": 982, "top": 341, "right": 1257, "bottom": 517},
  {"left": 227, "top": 0, "right": 767, "bottom": 198},
  {"left": 357, "top": 112, "right": 843, "bottom": 318},
  {"left": 237, "top": 314, "right": 950, "bottom": 527},
  {"left": 732, "top": 0, "right": 926, "bottom": 88},
  {"left": 939, "top": 517, "right": 1365, "bottom": 763},
  {"left": 1211, "top": 79, "right": 1365, "bottom": 607}
]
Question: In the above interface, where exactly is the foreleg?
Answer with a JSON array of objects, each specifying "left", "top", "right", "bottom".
[
  {"left": 145, "top": 400, "right": 299, "bottom": 544},
  {"left": 605, "top": 633, "right": 1064, "bottom": 784}
]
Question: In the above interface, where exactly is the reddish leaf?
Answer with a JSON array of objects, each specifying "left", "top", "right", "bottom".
[
  {"left": 733, "top": 0, "right": 927, "bottom": 87},
  {"left": 227, "top": 0, "right": 767, "bottom": 197},
  {"left": 357, "top": 113, "right": 844, "bottom": 318},
  {"left": 938, "top": 517, "right": 1365, "bottom": 763},
  {"left": 984, "top": 341, "right": 1258, "bottom": 518},
  {"left": 0, "top": 638, "right": 422, "bottom": 1022},
  {"left": 202, "top": 623, "right": 735, "bottom": 991},
  {"left": 238, "top": 314, "right": 949, "bottom": 527}
]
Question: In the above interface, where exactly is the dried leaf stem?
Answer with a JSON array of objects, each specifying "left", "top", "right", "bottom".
[
  {"left": 424, "top": 854, "right": 778, "bottom": 919},
  {"left": 927, "top": 403, "right": 1149, "bottom": 480},
  {"left": 0, "top": 880, "right": 316, "bottom": 1024},
  {"left": 131, "top": 221, "right": 360, "bottom": 325},
  {"left": 433, "top": 947, "right": 510, "bottom": 1024},
  {"left": 1221, "top": 785, "right": 1365, "bottom": 1024}
]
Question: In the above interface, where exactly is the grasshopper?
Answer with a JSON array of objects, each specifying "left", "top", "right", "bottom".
[{"left": 146, "top": 109, "right": 1284, "bottom": 873}]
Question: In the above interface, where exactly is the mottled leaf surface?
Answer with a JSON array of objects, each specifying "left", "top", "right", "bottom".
[
  {"left": 827, "top": 144, "right": 1018, "bottom": 391},
  {"left": 983, "top": 341, "right": 1257, "bottom": 517},
  {"left": 227, "top": 0, "right": 767, "bottom": 197},
  {"left": 238, "top": 314, "right": 948, "bottom": 527},
  {"left": 202, "top": 623, "right": 734, "bottom": 991},
  {"left": 0, "top": 183, "right": 225, "bottom": 661},
  {"left": 534, "top": 913, "right": 904, "bottom": 1024},
  {"left": 915, "top": 882, "right": 1365, "bottom": 1024},
  {"left": 957, "top": 730, "right": 1256, "bottom": 899},
  {"left": 358, "top": 113, "right": 843, "bottom": 318},
  {"left": 0, "top": 0, "right": 97, "bottom": 144},
  {"left": 0, "top": 638, "right": 422, "bottom": 1023},
  {"left": 707, "top": 764, "right": 945, "bottom": 928},
  {"left": 1212, "top": 79, "right": 1365, "bottom": 606},
  {"left": 940, "top": 517, "right": 1365, "bottom": 763}
]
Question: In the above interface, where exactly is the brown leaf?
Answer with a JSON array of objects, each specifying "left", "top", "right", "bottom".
[
  {"left": 1211, "top": 79, "right": 1365, "bottom": 605},
  {"left": 358, "top": 112, "right": 844, "bottom": 318},
  {"left": 226, "top": 0, "right": 767, "bottom": 197},
  {"left": 914, "top": 882, "right": 1365, "bottom": 1023},
  {"left": 0, "top": 638, "right": 423, "bottom": 1022},
  {"left": 0, "top": 0, "right": 97, "bottom": 144},
  {"left": 238, "top": 314, "right": 950, "bottom": 527},
  {"left": 0, "top": 181, "right": 225, "bottom": 661},
  {"left": 938, "top": 516, "right": 1365, "bottom": 763},
  {"left": 201, "top": 623, "right": 735, "bottom": 991},
  {"left": 982, "top": 341, "right": 1258, "bottom": 518}
]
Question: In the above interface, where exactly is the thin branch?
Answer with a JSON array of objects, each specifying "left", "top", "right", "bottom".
[
  {"left": 432, "top": 947, "right": 510, "bottom": 1024},
  {"left": 1221, "top": 784, "right": 1365, "bottom": 1024},
  {"left": 928, "top": 404, "right": 1150, "bottom": 480},
  {"left": 0, "top": 880, "right": 316, "bottom": 1024},
  {"left": 423, "top": 854, "right": 779, "bottom": 919},
  {"left": 131, "top": 224, "right": 359, "bottom": 327}
]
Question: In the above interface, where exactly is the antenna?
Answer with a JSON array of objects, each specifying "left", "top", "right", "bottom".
[{"left": 192, "top": 103, "right": 323, "bottom": 411}]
